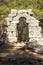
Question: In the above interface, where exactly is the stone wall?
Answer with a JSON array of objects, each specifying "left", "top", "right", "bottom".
[{"left": 4, "top": 9, "right": 43, "bottom": 45}]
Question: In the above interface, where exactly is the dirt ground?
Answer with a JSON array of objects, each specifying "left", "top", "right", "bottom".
[{"left": 0, "top": 42, "right": 43, "bottom": 65}]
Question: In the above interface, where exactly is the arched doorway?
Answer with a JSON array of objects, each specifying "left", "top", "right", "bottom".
[{"left": 17, "top": 17, "right": 29, "bottom": 42}]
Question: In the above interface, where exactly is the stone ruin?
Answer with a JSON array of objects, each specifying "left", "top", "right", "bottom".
[{"left": 4, "top": 9, "right": 43, "bottom": 46}]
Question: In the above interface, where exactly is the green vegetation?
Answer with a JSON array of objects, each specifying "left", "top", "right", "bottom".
[{"left": 0, "top": 0, "right": 43, "bottom": 24}]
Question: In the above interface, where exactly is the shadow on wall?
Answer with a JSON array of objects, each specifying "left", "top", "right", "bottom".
[
  {"left": 39, "top": 19, "right": 43, "bottom": 37},
  {"left": 0, "top": 24, "right": 13, "bottom": 53}
]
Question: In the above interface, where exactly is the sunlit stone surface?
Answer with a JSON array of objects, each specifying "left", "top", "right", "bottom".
[{"left": 4, "top": 9, "right": 43, "bottom": 46}]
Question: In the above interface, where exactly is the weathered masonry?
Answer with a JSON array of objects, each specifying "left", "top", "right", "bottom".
[{"left": 4, "top": 9, "right": 43, "bottom": 45}]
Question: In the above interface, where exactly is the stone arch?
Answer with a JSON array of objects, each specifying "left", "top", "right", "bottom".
[
  {"left": 13, "top": 13, "right": 31, "bottom": 23},
  {"left": 5, "top": 9, "right": 43, "bottom": 45},
  {"left": 12, "top": 13, "right": 41, "bottom": 43},
  {"left": 12, "top": 13, "right": 30, "bottom": 42}
]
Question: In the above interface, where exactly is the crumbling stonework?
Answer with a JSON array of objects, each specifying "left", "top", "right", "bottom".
[{"left": 4, "top": 9, "right": 43, "bottom": 46}]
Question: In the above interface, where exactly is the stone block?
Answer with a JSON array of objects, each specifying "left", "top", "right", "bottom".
[
  {"left": 8, "top": 13, "right": 16, "bottom": 17},
  {"left": 38, "top": 37, "right": 43, "bottom": 41},
  {"left": 27, "top": 9, "right": 33, "bottom": 14},
  {"left": 7, "top": 32, "right": 12, "bottom": 37},
  {"left": 5, "top": 21, "right": 10, "bottom": 26},
  {"left": 29, "top": 31, "right": 41, "bottom": 38},
  {"left": 8, "top": 37, "right": 17, "bottom": 42},
  {"left": 10, "top": 9, "right": 18, "bottom": 16},
  {"left": 11, "top": 9, "right": 17, "bottom": 14},
  {"left": 29, "top": 27, "right": 41, "bottom": 37},
  {"left": 7, "top": 31, "right": 17, "bottom": 37},
  {"left": 29, "top": 26, "right": 41, "bottom": 32},
  {"left": 18, "top": 9, "right": 33, "bottom": 15},
  {"left": 11, "top": 21, "right": 19, "bottom": 23},
  {"left": 6, "top": 25, "right": 17, "bottom": 31},
  {"left": 29, "top": 19, "right": 39, "bottom": 26},
  {"left": 5, "top": 17, "right": 12, "bottom": 22},
  {"left": 37, "top": 40, "right": 43, "bottom": 45},
  {"left": 12, "top": 31, "right": 17, "bottom": 37},
  {"left": 18, "top": 9, "right": 27, "bottom": 14}
]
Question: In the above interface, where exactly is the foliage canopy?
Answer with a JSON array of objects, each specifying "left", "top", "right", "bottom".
[{"left": 0, "top": 0, "right": 43, "bottom": 24}]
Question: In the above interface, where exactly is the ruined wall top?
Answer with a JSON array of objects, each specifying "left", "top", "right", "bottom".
[
  {"left": 5, "top": 9, "right": 39, "bottom": 25},
  {"left": 11, "top": 9, "right": 33, "bottom": 14},
  {"left": 8, "top": 9, "right": 33, "bottom": 17}
]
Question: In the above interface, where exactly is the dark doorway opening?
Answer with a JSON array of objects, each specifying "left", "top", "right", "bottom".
[{"left": 17, "top": 17, "right": 29, "bottom": 42}]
